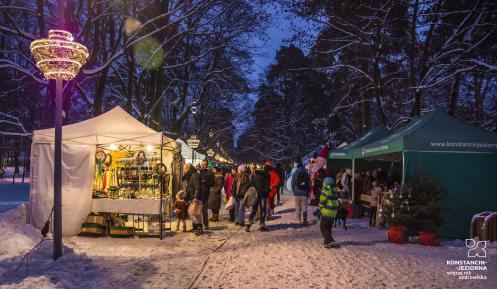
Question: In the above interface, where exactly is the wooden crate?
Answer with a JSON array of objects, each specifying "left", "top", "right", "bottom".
[
  {"left": 86, "top": 214, "right": 106, "bottom": 225},
  {"left": 80, "top": 223, "right": 106, "bottom": 235},
  {"left": 109, "top": 226, "right": 134, "bottom": 236}
]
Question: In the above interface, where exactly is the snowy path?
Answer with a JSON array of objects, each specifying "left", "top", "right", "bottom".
[{"left": 1, "top": 196, "right": 496, "bottom": 289}]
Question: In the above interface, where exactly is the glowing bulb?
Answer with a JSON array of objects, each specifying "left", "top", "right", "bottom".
[
  {"left": 146, "top": 144, "right": 154, "bottom": 152},
  {"left": 109, "top": 144, "right": 118, "bottom": 151}
]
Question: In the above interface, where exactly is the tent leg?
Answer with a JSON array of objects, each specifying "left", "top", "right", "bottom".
[
  {"left": 53, "top": 78, "right": 63, "bottom": 260},
  {"left": 401, "top": 152, "right": 405, "bottom": 188},
  {"left": 160, "top": 136, "right": 164, "bottom": 240},
  {"left": 352, "top": 158, "right": 356, "bottom": 218}
]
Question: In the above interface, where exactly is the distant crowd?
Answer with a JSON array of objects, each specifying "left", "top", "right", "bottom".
[{"left": 174, "top": 158, "right": 400, "bottom": 248}]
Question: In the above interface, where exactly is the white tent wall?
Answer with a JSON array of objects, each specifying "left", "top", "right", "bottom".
[{"left": 30, "top": 144, "right": 95, "bottom": 235}]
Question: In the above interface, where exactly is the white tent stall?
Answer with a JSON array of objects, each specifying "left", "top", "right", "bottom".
[
  {"left": 30, "top": 106, "right": 179, "bottom": 235},
  {"left": 176, "top": 138, "right": 205, "bottom": 165}
]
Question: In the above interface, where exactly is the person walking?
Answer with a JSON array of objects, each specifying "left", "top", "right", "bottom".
[
  {"left": 266, "top": 162, "right": 280, "bottom": 219},
  {"left": 232, "top": 164, "right": 250, "bottom": 226},
  {"left": 224, "top": 167, "right": 236, "bottom": 222},
  {"left": 319, "top": 177, "right": 340, "bottom": 248},
  {"left": 246, "top": 167, "right": 270, "bottom": 232},
  {"left": 208, "top": 166, "right": 224, "bottom": 222},
  {"left": 199, "top": 160, "right": 215, "bottom": 230},
  {"left": 291, "top": 162, "right": 310, "bottom": 225},
  {"left": 275, "top": 163, "right": 284, "bottom": 205},
  {"left": 185, "top": 164, "right": 202, "bottom": 234}
]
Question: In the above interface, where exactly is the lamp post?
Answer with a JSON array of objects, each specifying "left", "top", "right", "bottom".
[{"left": 30, "top": 30, "right": 88, "bottom": 260}]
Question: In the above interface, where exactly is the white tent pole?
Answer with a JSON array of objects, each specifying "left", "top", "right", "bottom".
[
  {"left": 401, "top": 152, "right": 405, "bottom": 187},
  {"left": 352, "top": 158, "right": 355, "bottom": 206}
]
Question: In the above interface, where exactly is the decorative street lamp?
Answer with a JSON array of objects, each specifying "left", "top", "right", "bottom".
[
  {"left": 207, "top": 149, "right": 214, "bottom": 157},
  {"left": 30, "top": 29, "right": 88, "bottom": 260}
]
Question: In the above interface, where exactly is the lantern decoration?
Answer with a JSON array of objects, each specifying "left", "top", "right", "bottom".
[
  {"left": 207, "top": 149, "right": 215, "bottom": 157},
  {"left": 187, "top": 135, "right": 200, "bottom": 149},
  {"left": 190, "top": 105, "right": 198, "bottom": 114},
  {"left": 30, "top": 30, "right": 89, "bottom": 80}
]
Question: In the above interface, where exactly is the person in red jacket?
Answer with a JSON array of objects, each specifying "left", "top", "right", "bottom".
[
  {"left": 224, "top": 167, "right": 235, "bottom": 222},
  {"left": 265, "top": 162, "right": 280, "bottom": 219}
]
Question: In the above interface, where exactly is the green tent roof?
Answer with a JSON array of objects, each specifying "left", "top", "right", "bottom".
[
  {"left": 355, "top": 109, "right": 497, "bottom": 159},
  {"left": 329, "top": 126, "right": 390, "bottom": 159}
]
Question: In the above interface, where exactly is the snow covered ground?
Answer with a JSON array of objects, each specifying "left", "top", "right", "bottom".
[{"left": 1, "top": 196, "right": 496, "bottom": 289}]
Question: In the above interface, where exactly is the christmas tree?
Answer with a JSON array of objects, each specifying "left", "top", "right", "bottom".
[{"left": 380, "top": 173, "right": 444, "bottom": 234}]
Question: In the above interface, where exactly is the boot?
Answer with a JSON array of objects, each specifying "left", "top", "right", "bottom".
[
  {"left": 176, "top": 222, "right": 180, "bottom": 231},
  {"left": 209, "top": 213, "right": 219, "bottom": 222},
  {"left": 182, "top": 224, "right": 187, "bottom": 232},
  {"left": 245, "top": 224, "right": 251, "bottom": 232},
  {"left": 303, "top": 212, "right": 308, "bottom": 225}
]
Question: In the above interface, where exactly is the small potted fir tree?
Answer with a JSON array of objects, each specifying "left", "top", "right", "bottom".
[{"left": 406, "top": 175, "right": 444, "bottom": 246}]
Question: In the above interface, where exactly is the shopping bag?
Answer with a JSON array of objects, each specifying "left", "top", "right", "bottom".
[
  {"left": 190, "top": 200, "right": 202, "bottom": 216},
  {"left": 224, "top": 196, "right": 235, "bottom": 210}
]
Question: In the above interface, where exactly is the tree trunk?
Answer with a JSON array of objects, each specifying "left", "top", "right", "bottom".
[{"left": 448, "top": 72, "right": 461, "bottom": 116}]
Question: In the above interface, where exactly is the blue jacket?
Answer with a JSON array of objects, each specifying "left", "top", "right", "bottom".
[{"left": 291, "top": 167, "right": 310, "bottom": 197}]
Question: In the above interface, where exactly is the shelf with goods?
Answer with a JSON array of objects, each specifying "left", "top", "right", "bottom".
[{"left": 81, "top": 145, "right": 174, "bottom": 237}]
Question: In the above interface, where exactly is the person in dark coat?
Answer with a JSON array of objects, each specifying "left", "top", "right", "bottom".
[
  {"left": 185, "top": 164, "right": 202, "bottom": 234},
  {"left": 199, "top": 160, "right": 215, "bottom": 230},
  {"left": 208, "top": 166, "right": 224, "bottom": 222},
  {"left": 246, "top": 168, "right": 270, "bottom": 232},
  {"left": 232, "top": 164, "right": 250, "bottom": 225}
]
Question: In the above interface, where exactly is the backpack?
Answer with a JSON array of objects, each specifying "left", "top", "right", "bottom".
[{"left": 296, "top": 171, "right": 308, "bottom": 190}]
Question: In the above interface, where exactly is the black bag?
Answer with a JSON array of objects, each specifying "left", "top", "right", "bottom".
[{"left": 296, "top": 171, "right": 308, "bottom": 190}]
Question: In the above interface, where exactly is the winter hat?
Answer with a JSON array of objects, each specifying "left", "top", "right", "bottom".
[
  {"left": 265, "top": 161, "right": 273, "bottom": 167},
  {"left": 238, "top": 164, "right": 246, "bottom": 172},
  {"left": 324, "top": 177, "right": 335, "bottom": 186}
]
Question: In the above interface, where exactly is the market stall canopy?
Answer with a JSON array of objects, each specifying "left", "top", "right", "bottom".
[
  {"left": 329, "top": 126, "right": 390, "bottom": 159},
  {"left": 32, "top": 106, "right": 178, "bottom": 150},
  {"left": 355, "top": 109, "right": 497, "bottom": 161},
  {"left": 176, "top": 138, "right": 205, "bottom": 163}
]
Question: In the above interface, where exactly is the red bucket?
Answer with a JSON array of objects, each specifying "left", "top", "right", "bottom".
[
  {"left": 419, "top": 231, "right": 440, "bottom": 246},
  {"left": 388, "top": 226, "right": 406, "bottom": 244}
]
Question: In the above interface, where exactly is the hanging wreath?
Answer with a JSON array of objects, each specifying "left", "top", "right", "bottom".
[
  {"left": 95, "top": 149, "right": 106, "bottom": 162},
  {"left": 136, "top": 151, "right": 146, "bottom": 164},
  {"left": 156, "top": 163, "right": 167, "bottom": 175},
  {"left": 103, "top": 153, "right": 113, "bottom": 167}
]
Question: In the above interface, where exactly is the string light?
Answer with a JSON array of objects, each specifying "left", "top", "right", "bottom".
[{"left": 30, "top": 30, "right": 89, "bottom": 80}]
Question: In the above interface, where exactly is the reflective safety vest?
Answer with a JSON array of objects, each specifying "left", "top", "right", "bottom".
[{"left": 319, "top": 184, "right": 339, "bottom": 219}]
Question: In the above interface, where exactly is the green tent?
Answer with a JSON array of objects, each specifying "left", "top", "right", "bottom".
[
  {"left": 327, "top": 126, "right": 391, "bottom": 186},
  {"left": 329, "top": 126, "right": 390, "bottom": 159},
  {"left": 353, "top": 109, "right": 497, "bottom": 238}
]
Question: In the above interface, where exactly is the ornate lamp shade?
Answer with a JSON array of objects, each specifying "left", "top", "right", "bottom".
[
  {"left": 207, "top": 149, "right": 214, "bottom": 157},
  {"left": 30, "top": 30, "right": 89, "bottom": 80},
  {"left": 187, "top": 135, "right": 200, "bottom": 149}
]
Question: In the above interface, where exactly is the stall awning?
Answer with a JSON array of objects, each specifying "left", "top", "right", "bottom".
[
  {"left": 32, "top": 106, "right": 178, "bottom": 151},
  {"left": 329, "top": 126, "right": 390, "bottom": 159},
  {"left": 354, "top": 109, "right": 497, "bottom": 159}
]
